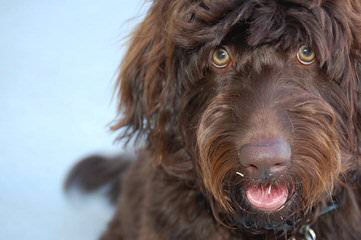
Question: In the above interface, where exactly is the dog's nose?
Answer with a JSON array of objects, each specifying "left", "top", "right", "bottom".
[{"left": 239, "top": 138, "right": 291, "bottom": 178}]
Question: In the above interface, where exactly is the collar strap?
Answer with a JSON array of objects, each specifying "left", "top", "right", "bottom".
[
  {"left": 289, "top": 202, "right": 338, "bottom": 240},
  {"left": 318, "top": 202, "right": 338, "bottom": 216}
]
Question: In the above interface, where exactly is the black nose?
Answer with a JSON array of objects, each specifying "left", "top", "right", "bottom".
[{"left": 239, "top": 138, "right": 291, "bottom": 178}]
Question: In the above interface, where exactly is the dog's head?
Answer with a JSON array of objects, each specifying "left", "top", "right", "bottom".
[{"left": 113, "top": 0, "right": 361, "bottom": 236}]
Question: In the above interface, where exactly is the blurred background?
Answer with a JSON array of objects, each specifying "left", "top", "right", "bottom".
[{"left": 0, "top": 0, "right": 147, "bottom": 239}]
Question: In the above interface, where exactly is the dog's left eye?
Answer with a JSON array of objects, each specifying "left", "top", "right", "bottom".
[
  {"left": 212, "top": 47, "right": 231, "bottom": 68},
  {"left": 297, "top": 45, "right": 316, "bottom": 65}
]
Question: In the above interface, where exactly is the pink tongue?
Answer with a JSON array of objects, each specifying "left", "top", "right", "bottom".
[{"left": 246, "top": 185, "right": 288, "bottom": 212}]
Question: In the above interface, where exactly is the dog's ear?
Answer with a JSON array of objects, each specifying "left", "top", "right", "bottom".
[
  {"left": 112, "top": 2, "right": 181, "bottom": 160},
  {"left": 320, "top": 2, "right": 361, "bottom": 174},
  {"left": 112, "top": 8, "right": 163, "bottom": 134},
  {"left": 354, "top": 53, "right": 361, "bottom": 163},
  {"left": 348, "top": 15, "right": 361, "bottom": 167}
]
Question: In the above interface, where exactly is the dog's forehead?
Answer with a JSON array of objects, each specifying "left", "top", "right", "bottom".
[
  {"left": 170, "top": 0, "right": 356, "bottom": 80},
  {"left": 225, "top": 2, "right": 315, "bottom": 47},
  {"left": 219, "top": 1, "right": 336, "bottom": 49},
  {"left": 174, "top": 1, "right": 352, "bottom": 52}
]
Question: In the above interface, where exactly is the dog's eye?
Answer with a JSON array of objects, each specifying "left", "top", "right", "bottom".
[
  {"left": 297, "top": 46, "right": 316, "bottom": 65},
  {"left": 212, "top": 47, "right": 231, "bottom": 68}
]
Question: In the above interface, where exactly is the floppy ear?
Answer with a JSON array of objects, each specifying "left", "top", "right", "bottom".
[
  {"left": 347, "top": 42, "right": 361, "bottom": 169},
  {"left": 112, "top": 1, "right": 181, "bottom": 159},
  {"left": 354, "top": 54, "right": 361, "bottom": 162},
  {"left": 112, "top": 2, "right": 164, "bottom": 134},
  {"left": 338, "top": 2, "right": 361, "bottom": 167},
  {"left": 349, "top": 5, "right": 361, "bottom": 165}
]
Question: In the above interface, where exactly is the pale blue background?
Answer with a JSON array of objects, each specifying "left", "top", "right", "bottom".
[{"left": 0, "top": 1, "right": 147, "bottom": 239}]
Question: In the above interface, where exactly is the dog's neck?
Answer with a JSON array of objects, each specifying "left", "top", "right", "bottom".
[
  {"left": 288, "top": 202, "right": 338, "bottom": 240},
  {"left": 289, "top": 175, "right": 360, "bottom": 240}
]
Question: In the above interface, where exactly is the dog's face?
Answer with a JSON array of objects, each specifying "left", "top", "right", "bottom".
[
  {"left": 197, "top": 44, "right": 345, "bottom": 231},
  {"left": 114, "top": 0, "right": 361, "bottom": 235}
]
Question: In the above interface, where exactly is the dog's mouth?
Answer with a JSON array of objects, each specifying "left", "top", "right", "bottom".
[
  {"left": 224, "top": 177, "right": 302, "bottom": 234},
  {"left": 246, "top": 183, "right": 289, "bottom": 212}
]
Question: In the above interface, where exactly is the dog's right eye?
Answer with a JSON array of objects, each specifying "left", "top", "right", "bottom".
[{"left": 212, "top": 47, "right": 231, "bottom": 68}]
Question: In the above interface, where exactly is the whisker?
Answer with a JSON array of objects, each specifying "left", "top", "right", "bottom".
[{"left": 236, "top": 171, "right": 245, "bottom": 177}]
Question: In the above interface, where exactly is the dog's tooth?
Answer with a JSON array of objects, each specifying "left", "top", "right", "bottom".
[
  {"left": 236, "top": 172, "right": 244, "bottom": 177},
  {"left": 268, "top": 185, "right": 272, "bottom": 194}
]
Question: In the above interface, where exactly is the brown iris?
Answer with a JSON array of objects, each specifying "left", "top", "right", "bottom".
[
  {"left": 212, "top": 47, "right": 231, "bottom": 68},
  {"left": 297, "top": 45, "right": 316, "bottom": 65}
]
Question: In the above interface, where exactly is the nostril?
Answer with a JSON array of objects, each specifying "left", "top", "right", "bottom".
[
  {"left": 270, "top": 164, "right": 287, "bottom": 173},
  {"left": 274, "top": 162, "right": 284, "bottom": 167},
  {"left": 245, "top": 164, "right": 259, "bottom": 176},
  {"left": 249, "top": 164, "right": 258, "bottom": 169}
]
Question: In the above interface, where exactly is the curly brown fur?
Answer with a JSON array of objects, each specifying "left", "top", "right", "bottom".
[{"left": 66, "top": 0, "right": 361, "bottom": 239}]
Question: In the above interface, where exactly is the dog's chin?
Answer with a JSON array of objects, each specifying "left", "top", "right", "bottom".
[{"left": 227, "top": 182, "right": 302, "bottom": 234}]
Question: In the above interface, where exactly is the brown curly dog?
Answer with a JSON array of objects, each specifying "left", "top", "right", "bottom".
[{"left": 66, "top": 0, "right": 361, "bottom": 239}]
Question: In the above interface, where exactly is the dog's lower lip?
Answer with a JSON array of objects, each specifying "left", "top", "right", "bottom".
[{"left": 246, "top": 184, "right": 288, "bottom": 212}]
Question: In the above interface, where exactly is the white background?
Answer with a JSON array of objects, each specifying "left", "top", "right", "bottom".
[{"left": 0, "top": 0, "right": 146, "bottom": 239}]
